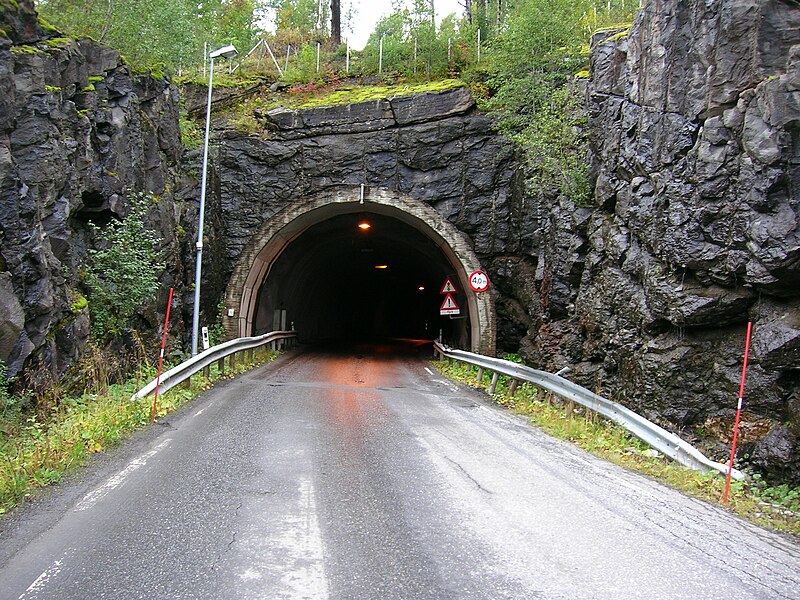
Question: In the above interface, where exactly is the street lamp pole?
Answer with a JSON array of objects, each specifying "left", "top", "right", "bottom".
[{"left": 192, "top": 44, "right": 237, "bottom": 356}]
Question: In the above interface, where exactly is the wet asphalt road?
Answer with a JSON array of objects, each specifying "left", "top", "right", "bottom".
[{"left": 1, "top": 343, "right": 799, "bottom": 600}]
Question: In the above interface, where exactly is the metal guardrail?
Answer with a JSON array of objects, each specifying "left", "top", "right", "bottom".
[
  {"left": 433, "top": 342, "right": 745, "bottom": 480},
  {"left": 131, "top": 331, "right": 297, "bottom": 401}
]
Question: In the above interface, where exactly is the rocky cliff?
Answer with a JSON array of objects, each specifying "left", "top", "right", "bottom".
[
  {"left": 0, "top": 1, "right": 184, "bottom": 384},
  {"left": 515, "top": 0, "right": 800, "bottom": 481}
]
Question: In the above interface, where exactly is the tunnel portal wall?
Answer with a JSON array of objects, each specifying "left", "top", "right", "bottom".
[{"left": 206, "top": 86, "right": 521, "bottom": 355}]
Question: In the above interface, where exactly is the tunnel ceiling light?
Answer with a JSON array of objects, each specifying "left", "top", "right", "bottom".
[
  {"left": 418, "top": 285, "right": 425, "bottom": 291},
  {"left": 374, "top": 264, "right": 388, "bottom": 269},
  {"left": 358, "top": 221, "right": 371, "bottom": 230}
]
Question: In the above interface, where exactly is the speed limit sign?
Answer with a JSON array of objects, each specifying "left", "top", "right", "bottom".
[{"left": 468, "top": 270, "right": 490, "bottom": 292}]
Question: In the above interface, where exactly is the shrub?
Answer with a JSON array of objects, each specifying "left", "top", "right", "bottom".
[{"left": 83, "top": 192, "right": 164, "bottom": 343}]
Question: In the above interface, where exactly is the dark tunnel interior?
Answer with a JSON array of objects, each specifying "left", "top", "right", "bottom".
[{"left": 252, "top": 212, "right": 470, "bottom": 346}]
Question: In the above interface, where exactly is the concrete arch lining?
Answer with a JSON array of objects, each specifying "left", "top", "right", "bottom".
[{"left": 222, "top": 186, "right": 496, "bottom": 354}]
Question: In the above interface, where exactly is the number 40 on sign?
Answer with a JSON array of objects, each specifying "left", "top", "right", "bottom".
[{"left": 469, "top": 270, "right": 490, "bottom": 293}]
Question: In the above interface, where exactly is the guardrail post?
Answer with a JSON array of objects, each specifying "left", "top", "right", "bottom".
[
  {"left": 218, "top": 356, "right": 225, "bottom": 374},
  {"left": 203, "top": 365, "right": 210, "bottom": 379},
  {"left": 231, "top": 351, "right": 237, "bottom": 370},
  {"left": 488, "top": 372, "right": 500, "bottom": 395},
  {"left": 509, "top": 379, "right": 519, "bottom": 396},
  {"left": 477, "top": 367, "right": 484, "bottom": 381}
]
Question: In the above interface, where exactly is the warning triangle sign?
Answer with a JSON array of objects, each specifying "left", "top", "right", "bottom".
[
  {"left": 440, "top": 277, "right": 458, "bottom": 294},
  {"left": 440, "top": 293, "right": 460, "bottom": 315}
]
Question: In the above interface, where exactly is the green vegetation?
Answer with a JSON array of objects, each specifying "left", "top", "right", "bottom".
[
  {"left": 0, "top": 348, "right": 278, "bottom": 515},
  {"left": 223, "top": 78, "right": 465, "bottom": 133},
  {"left": 289, "top": 78, "right": 464, "bottom": 108},
  {"left": 10, "top": 44, "right": 43, "bottom": 55},
  {"left": 475, "top": 1, "right": 636, "bottom": 206},
  {"left": 70, "top": 291, "right": 88, "bottom": 314},
  {"left": 36, "top": 0, "right": 263, "bottom": 72},
  {"left": 41, "top": 37, "right": 71, "bottom": 49},
  {"left": 82, "top": 192, "right": 164, "bottom": 343},
  {"left": 433, "top": 359, "right": 800, "bottom": 536},
  {"left": 179, "top": 113, "right": 204, "bottom": 149}
]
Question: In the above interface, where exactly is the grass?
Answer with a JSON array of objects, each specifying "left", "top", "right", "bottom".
[
  {"left": 432, "top": 359, "right": 800, "bottom": 537},
  {"left": 222, "top": 78, "right": 466, "bottom": 133},
  {"left": 0, "top": 347, "right": 278, "bottom": 516},
  {"left": 277, "top": 79, "right": 465, "bottom": 110}
]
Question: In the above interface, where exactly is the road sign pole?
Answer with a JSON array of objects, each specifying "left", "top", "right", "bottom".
[
  {"left": 723, "top": 321, "right": 752, "bottom": 504},
  {"left": 151, "top": 288, "right": 174, "bottom": 424}
]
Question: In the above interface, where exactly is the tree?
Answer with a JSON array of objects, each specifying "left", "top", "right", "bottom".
[
  {"left": 36, "top": 0, "right": 266, "bottom": 71},
  {"left": 330, "top": 0, "right": 340, "bottom": 47}
]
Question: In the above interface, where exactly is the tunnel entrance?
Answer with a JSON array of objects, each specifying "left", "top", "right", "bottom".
[
  {"left": 252, "top": 212, "right": 466, "bottom": 346},
  {"left": 222, "top": 187, "right": 495, "bottom": 354}
]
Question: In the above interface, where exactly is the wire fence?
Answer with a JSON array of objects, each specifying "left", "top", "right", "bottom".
[{"left": 195, "top": 27, "right": 487, "bottom": 85}]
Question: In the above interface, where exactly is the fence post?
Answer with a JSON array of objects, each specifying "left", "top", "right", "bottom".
[
  {"left": 379, "top": 35, "right": 384, "bottom": 74},
  {"left": 477, "top": 28, "right": 481, "bottom": 63},
  {"left": 488, "top": 372, "right": 500, "bottom": 395}
]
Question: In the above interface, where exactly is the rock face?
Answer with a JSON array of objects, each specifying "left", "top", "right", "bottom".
[
  {"left": 0, "top": 1, "right": 184, "bottom": 383},
  {"left": 515, "top": 0, "right": 800, "bottom": 482}
]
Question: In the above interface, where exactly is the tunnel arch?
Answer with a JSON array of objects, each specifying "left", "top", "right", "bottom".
[{"left": 222, "top": 186, "right": 495, "bottom": 354}]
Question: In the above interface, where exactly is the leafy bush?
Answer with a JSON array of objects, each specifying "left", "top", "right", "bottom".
[{"left": 83, "top": 192, "right": 164, "bottom": 343}]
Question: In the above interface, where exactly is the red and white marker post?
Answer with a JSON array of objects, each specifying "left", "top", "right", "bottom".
[
  {"left": 151, "top": 287, "right": 174, "bottom": 424},
  {"left": 723, "top": 321, "right": 753, "bottom": 504}
]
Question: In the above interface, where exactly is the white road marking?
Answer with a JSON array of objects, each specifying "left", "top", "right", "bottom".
[
  {"left": 273, "top": 477, "right": 328, "bottom": 599},
  {"left": 74, "top": 439, "right": 172, "bottom": 511},
  {"left": 18, "top": 557, "right": 64, "bottom": 599},
  {"left": 194, "top": 408, "right": 206, "bottom": 417},
  {"left": 233, "top": 475, "right": 328, "bottom": 599},
  {"left": 424, "top": 367, "right": 434, "bottom": 375}
]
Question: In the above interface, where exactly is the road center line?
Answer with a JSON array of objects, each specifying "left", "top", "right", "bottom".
[{"left": 74, "top": 438, "right": 172, "bottom": 512}]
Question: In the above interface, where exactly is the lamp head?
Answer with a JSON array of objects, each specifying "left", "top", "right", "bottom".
[{"left": 210, "top": 44, "right": 238, "bottom": 59}]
